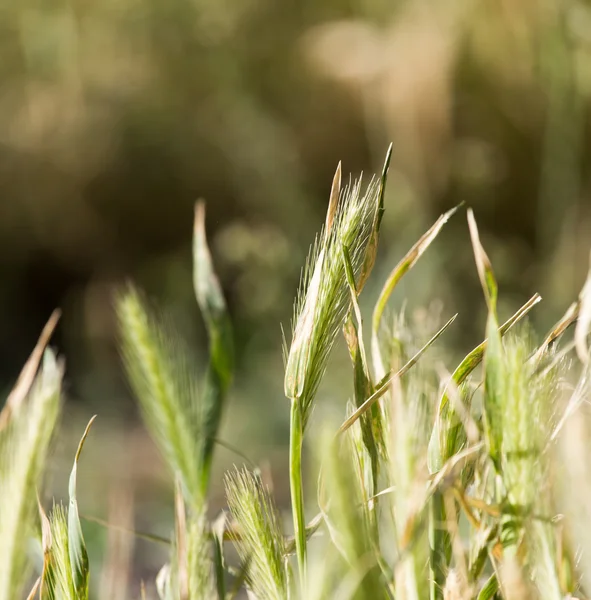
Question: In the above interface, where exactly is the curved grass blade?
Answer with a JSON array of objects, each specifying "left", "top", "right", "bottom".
[
  {"left": 0, "top": 310, "right": 60, "bottom": 431},
  {"left": 476, "top": 573, "right": 498, "bottom": 600},
  {"left": 371, "top": 205, "right": 461, "bottom": 377},
  {"left": 25, "top": 578, "right": 40, "bottom": 600},
  {"left": 467, "top": 209, "right": 504, "bottom": 472},
  {"left": 428, "top": 222, "right": 539, "bottom": 475},
  {"left": 193, "top": 201, "right": 234, "bottom": 390},
  {"left": 68, "top": 416, "right": 96, "bottom": 599},
  {"left": 532, "top": 301, "right": 579, "bottom": 364},
  {"left": 194, "top": 202, "right": 234, "bottom": 489}
]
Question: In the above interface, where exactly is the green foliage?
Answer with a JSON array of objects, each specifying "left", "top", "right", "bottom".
[{"left": 4, "top": 152, "right": 591, "bottom": 600}]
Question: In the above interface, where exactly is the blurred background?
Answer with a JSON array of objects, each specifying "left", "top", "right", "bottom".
[{"left": 2, "top": 0, "right": 591, "bottom": 595}]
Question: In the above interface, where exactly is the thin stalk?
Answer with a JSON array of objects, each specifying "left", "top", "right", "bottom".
[
  {"left": 429, "top": 491, "right": 449, "bottom": 600},
  {"left": 289, "top": 401, "right": 306, "bottom": 590}
]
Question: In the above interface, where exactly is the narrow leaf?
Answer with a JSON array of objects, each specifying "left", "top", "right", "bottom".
[
  {"left": 532, "top": 300, "right": 579, "bottom": 363},
  {"left": 68, "top": 416, "right": 96, "bottom": 599},
  {"left": 467, "top": 209, "right": 498, "bottom": 310},
  {"left": 193, "top": 202, "right": 234, "bottom": 485},
  {"left": 476, "top": 573, "right": 499, "bottom": 600},
  {"left": 371, "top": 205, "right": 460, "bottom": 377},
  {"left": 0, "top": 310, "right": 60, "bottom": 430},
  {"left": 25, "top": 578, "right": 40, "bottom": 600},
  {"left": 193, "top": 201, "right": 234, "bottom": 391},
  {"left": 467, "top": 209, "right": 504, "bottom": 470}
]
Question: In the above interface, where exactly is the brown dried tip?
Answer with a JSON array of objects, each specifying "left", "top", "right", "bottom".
[
  {"left": 325, "top": 161, "right": 341, "bottom": 235},
  {"left": 194, "top": 200, "right": 206, "bottom": 235},
  {"left": 0, "top": 309, "right": 61, "bottom": 430}
]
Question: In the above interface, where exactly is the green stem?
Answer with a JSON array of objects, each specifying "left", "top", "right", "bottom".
[
  {"left": 289, "top": 401, "right": 306, "bottom": 590},
  {"left": 429, "top": 491, "right": 449, "bottom": 600}
]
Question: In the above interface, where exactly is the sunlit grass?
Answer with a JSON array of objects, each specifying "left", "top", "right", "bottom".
[{"left": 2, "top": 152, "right": 591, "bottom": 600}]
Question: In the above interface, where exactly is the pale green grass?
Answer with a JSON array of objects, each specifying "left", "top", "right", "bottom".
[{"left": 2, "top": 152, "right": 591, "bottom": 600}]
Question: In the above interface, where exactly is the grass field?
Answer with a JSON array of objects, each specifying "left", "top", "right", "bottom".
[{"left": 1, "top": 149, "right": 591, "bottom": 599}]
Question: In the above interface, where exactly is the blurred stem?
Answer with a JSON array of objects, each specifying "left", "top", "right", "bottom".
[
  {"left": 537, "top": 5, "right": 582, "bottom": 265},
  {"left": 429, "top": 491, "right": 449, "bottom": 600},
  {"left": 289, "top": 400, "right": 306, "bottom": 590}
]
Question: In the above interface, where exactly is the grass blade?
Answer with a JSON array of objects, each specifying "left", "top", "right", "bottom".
[
  {"left": 467, "top": 209, "right": 504, "bottom": 472},
  {"left": 25, "top": 578, "right": 40, "bottom": 600},
  {"left": 193, "top": 201, "right": 234, "bottom": 391},
  {"left": 532, "top": 300, "right": 579, "bottom": 364},
  {"left": 193, "top": 202, "right": 234, "bottom": 489},
  {"left": 476, "top": 573, "right": 498, "bottom": 600},
  {"left": 0, "top": 310, "right": 60, "bottom": 431},
  {"left": 371, "top": 205, "right": 460, "bottom": 377},
  {"left": 68, "top": 416, "right": 96, "bottom": 599}
]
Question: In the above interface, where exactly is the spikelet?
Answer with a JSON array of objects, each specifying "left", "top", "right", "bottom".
[
  {"left": 284, "top": 174, "right": 381, "bottom": 427},
  {"left": 225, "top": 467, "right": 287, "bottom": 600}
]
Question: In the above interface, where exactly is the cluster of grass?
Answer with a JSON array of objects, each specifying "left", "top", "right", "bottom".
[{"left": 2, "top": 148, "right": 591, "bottom": 599}]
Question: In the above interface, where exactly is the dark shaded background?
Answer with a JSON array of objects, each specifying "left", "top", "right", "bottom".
[{"left": 2, "top": 0, "right": 591, "bottom": 595}]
